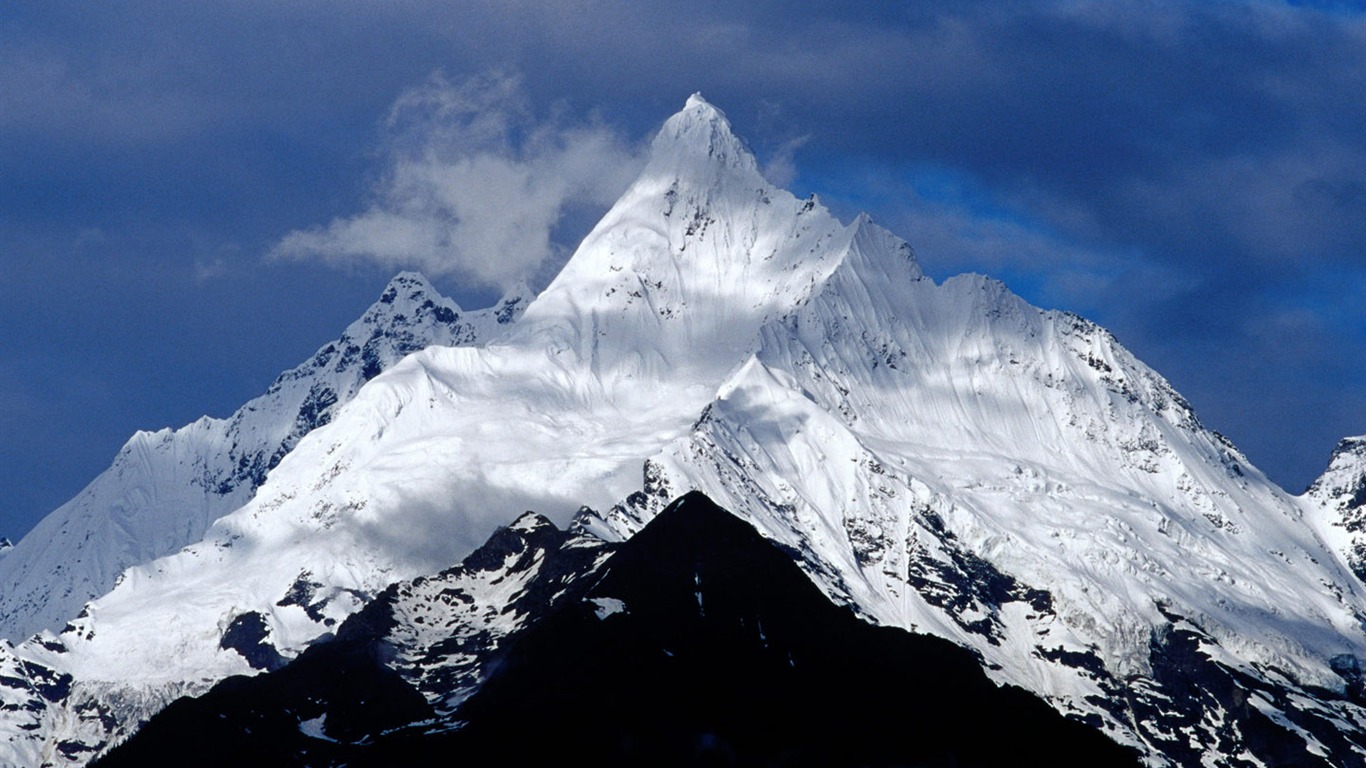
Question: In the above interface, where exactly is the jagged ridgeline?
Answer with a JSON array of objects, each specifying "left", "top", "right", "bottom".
[{"left": 5, "top": 95, "right": 1366, "bottom": 767}]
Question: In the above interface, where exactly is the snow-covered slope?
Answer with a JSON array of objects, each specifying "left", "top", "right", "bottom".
[
  {"left": 6, "top": 95, "right": 1366, "bottom": 766},
  {"left": 0, "top": 271, "right": 526, "bottom": 642},
  {"left": 579, "top": 223, "right": 1366, "bottom": 759}
]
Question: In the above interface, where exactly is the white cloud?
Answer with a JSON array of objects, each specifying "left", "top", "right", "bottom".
[
  {"left": 760, "top": 134, "right": 808, "bottom": 189},
  {"left": 270, "top": 71, "right": 644, "bottom": 291}
]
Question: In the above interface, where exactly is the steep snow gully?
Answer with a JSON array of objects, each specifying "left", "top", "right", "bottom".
[{"left": 4, "top": 95, "right": 1366, "bottom": 766}]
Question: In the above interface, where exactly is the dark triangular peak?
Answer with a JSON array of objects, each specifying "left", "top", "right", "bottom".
[
  {"left": 93, "top": 493, "right": 1140, "bottom": 767},
  {"left": 371, "top": 491, "right": 1141, "bottom": 767}
]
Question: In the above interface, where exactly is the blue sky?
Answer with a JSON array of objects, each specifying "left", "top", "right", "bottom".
[{"left": 2, "top": 1, "right": 1364, "bottom": 541}]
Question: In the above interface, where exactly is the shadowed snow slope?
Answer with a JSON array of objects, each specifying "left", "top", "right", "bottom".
[{"left": 7, "top": 95, "right": 1366, "bottom": 767}]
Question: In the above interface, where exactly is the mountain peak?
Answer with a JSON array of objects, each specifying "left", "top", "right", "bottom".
[
  {"left": 1307, "top": 435, "right": 1366, "bottom": 501},
  {"left": 645, "top": 93, "right": 759, "bottom": 181},
  {"left": 347, "top": 272, "right": 466, "bottom": 351},
  {"left": 1305, "top": 435, "right": 1366, "bottom": 581},
  {"left": 377, "top": 271, "right": 447, "bottom": 309},
  {"left": 1339, "top": 435, "right": 1366, "bottom": 453}
]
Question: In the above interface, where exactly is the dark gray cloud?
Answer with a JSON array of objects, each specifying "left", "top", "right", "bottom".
[{"left": 2, "top": 1, "right": 1363, "bottom": 540}]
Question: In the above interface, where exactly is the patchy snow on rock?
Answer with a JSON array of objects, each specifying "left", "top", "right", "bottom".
[{"left": 589, "top": 597, "right": 628, "bottom": 620}]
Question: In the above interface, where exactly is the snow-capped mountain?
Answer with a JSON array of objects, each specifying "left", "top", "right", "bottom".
[
  {"left": 5, "top": 94, "right": 1366, "bottom": 766},
  {"left": 28, "top": 94, "right": 858, "bottom": 696},
  {"left": 0, "top": 273, "right": 527, "bottom": 643}
]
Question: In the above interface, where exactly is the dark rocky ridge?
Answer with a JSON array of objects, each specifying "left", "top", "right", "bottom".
[{"left": 96, "top": 492, "right": 1139, "bottom": 767}]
